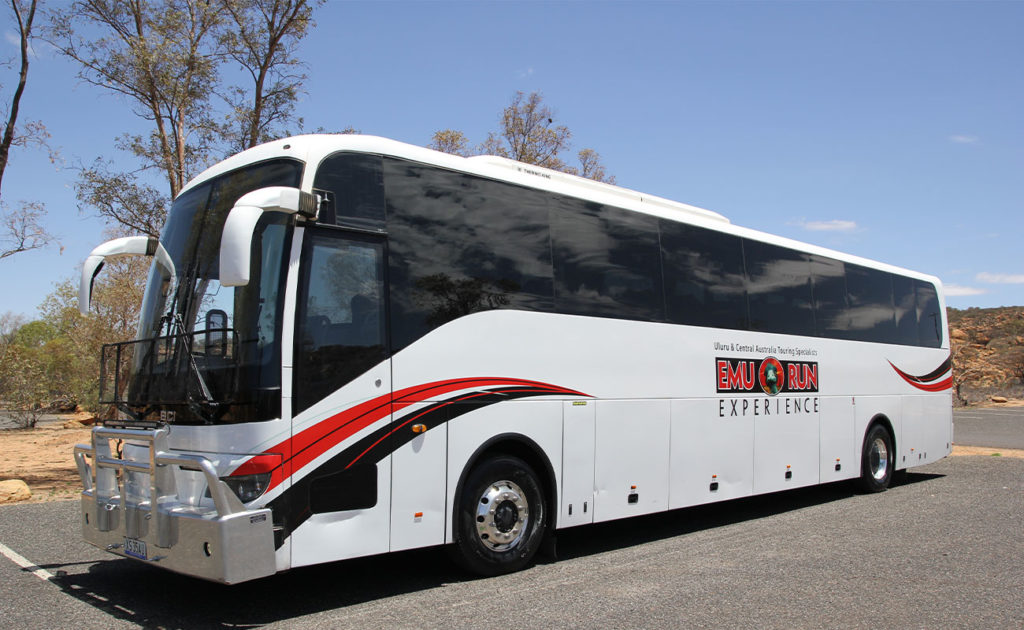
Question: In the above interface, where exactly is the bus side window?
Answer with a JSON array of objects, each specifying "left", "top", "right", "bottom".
[
  {"left": 384, "top": 158, "right": 554, "bottom": 352},
  {"left": 810, "top": 255, "right": 848, "bottom": 338},
  {"left": 744, "top": 240, "right": 814, "bottom": 336},
  {"left": 551, "top": 200, "right": 664, "bottom": 322},
  {"left": 915, "top": 280, "right": 942, "bottom": 348},
  {"left": 661, "top": 221, "right": 747, "bottom": 331},
  {"left": 893, "top": 275, "right": 919, "bottom": 346},
  {"left": 844, "top": 263, "right": 897, "bottom": 344}
]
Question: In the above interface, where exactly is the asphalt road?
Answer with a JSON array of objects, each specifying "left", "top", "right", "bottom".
[
  {"left": 1, "top": 455, "right": 1021, "bottom": 629},
  {"left": 953, "top": 407, "right": 1024, "bottom": 449}
]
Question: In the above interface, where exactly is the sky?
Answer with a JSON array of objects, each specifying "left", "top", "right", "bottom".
[{"left": 1, "top": 0, "right": 1022, "bottom": 320}]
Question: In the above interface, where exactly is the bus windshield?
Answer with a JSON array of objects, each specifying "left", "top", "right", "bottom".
[{"left": 104, "top": 159, "right": 303, "bottom": 424}]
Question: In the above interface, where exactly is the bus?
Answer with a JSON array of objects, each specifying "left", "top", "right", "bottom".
[{"left": 74, "top": 134, "right": 951, "bottom": 584}]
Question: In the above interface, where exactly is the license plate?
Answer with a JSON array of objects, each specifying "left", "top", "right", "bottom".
[{"left": 123, "top": 537, "right": 147, "bottom": 560}]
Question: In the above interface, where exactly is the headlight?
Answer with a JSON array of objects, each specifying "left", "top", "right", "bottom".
[{"left": 220, "top": 473, "right": 271, "bottom": 503}]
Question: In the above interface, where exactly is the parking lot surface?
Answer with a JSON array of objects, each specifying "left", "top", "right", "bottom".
[
  {"left": 953, "top": 407, "right": 1024, "bottom": 449},
  {"left": 1, "top": 455, "right": 1021, "bottom": 629}
]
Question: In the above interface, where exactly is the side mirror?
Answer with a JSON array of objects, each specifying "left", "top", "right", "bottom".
[
  {"left": 204, "top": 309, "right": 228, "bottom": 357},
  {"left": 79, "top": 236, "right": 176, "bottom": 316},
  {"left": 219, "top": 186, "right": 319, "bottom": 287}
]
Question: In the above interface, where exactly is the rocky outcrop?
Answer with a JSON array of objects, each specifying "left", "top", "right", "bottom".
[{"left": 948, "top": 307, "right": 1024, "bottom": 388}]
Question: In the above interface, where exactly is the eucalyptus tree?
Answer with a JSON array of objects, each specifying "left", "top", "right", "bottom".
[
  {"left": 1, "top": 0, "right": 55, "bottom": 259},
  {"left": 431, "top": 91, "right": 614, "bottom": 184}
]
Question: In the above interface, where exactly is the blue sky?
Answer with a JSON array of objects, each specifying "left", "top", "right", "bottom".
[{"left": 1, "top": 0, "right": 1022, "bottom": 319}]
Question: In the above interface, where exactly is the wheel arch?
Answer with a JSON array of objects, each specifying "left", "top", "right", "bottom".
[
  {"left": 864, "top": 413, "right": 897, "bottom": 463},
  {"left": 450, "top": 432, "right": 558, "bottom": 542}
]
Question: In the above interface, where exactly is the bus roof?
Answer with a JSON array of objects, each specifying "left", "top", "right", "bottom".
[{"left": 182, "top": 134, "right": 943, "bottom": 289}]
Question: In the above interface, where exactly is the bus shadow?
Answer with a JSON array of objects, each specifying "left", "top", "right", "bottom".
[
  {"left": 551, "top": 471, "right": 942, "bottom": 561},
  {"left": 43, "top": 471, "right": 942, "bottom": 628}
]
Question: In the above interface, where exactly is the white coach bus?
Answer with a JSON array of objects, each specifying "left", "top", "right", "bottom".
[{"left": 74, "top": 135, "right": 951, "bottom": 584}]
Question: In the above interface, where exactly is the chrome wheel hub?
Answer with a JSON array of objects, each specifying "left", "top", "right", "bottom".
[
  {"left": 475, "top": 480, "right": 529, "bottom": 551},
  {"left": 869, "top": 437, "right": 889, "bottom": 481}
]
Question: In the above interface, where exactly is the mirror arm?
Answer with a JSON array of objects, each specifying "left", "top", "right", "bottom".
[
  {"left": 219, "top": 186, "right": 319, "bottom": 287},
  {"left": 78, "top": 236, "right": 175, "bottom": 316}
]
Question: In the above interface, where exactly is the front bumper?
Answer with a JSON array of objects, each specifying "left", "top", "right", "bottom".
[{"left": 74, "top": 426, "right": 276, "bottom": 584}]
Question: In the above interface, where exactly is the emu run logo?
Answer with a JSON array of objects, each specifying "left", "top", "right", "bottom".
[{"left": 716, "top": 357, "right": 819, "bottom": 396}]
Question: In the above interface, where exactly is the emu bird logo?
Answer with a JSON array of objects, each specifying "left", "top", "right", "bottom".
[{"left": 759, "top": 357, "right": 784, "bottom": 396}]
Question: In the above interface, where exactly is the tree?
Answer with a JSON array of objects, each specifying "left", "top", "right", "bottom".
[
  {"left": 220, "top": 0, "right": 321, "bottom": 153},
  {"left": 428, "top": 129, "right": 470, "bottom": 157},
  {"left": 480, "top": 91, "right": 572, "bottom": 171},
  {"left": 0, "top": 0, "right": 41, "bottom": 196},
  {"left": 51, "top": 0, "right": 225, "bottom": 198},
  {"left": 1, "top": 0, "right": 55, "bottom": 259},
  {"left": 50, "top": 0, "right": 225, "bottom": 234},
  {"left": 0, "top": 250, "right": 148, "bottom": 421},
  {"left": 573, "top": 148, "right": 615, "bottom": 185},
  {"left": 430, "top": 91, "right": 615, "bottom": 183},
  {"left": 51, "top": 0, "right": 323, "bottom": 235},
  {"left": 1, "top": 201, "right": 53, "bottom": 259}
]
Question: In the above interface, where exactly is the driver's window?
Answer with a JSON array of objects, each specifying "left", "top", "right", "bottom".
[{"left": 294, "top": 229, "right": 386, "bottom": 414}]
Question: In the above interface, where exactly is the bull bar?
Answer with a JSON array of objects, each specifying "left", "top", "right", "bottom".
[{"left": 73, "top": 426, "right": 276, "bottom": 584}]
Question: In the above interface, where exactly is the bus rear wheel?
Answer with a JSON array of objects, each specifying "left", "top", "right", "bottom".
[
  {"left": 452, "top": 455, "right": 546, "bottom": 576},
  {"left": 857, "top": 424, "right": 895, "bottom": 493}
]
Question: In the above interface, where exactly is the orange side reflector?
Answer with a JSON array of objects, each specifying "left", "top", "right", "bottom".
[
  {"left": 414, "top": 512, "right": 423, "bottom": 518},
  {"left": 411, "top": 424, "right": 427, "bottom": 434}
]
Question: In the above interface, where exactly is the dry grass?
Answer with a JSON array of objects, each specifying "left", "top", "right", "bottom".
[{"left": 951, "top": 445, "right": 1024, "bottom": 458}]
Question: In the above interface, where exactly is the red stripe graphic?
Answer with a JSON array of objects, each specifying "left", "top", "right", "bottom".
[
  {"left": 232, "top": 377, "right": 588, "bottom": 491},
  {"left": 888, "top": 360, "right": 952, "bottom": 392}
]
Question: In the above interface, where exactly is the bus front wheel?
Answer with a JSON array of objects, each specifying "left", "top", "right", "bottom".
[
  {"left": 857, "top": 424, "right": 895, "bottom": 493},
  {"left": 451, "top": 455, "right": 546, "bottom": 576}
]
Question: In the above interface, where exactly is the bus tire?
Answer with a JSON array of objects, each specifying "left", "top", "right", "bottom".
[
  {"left": 857, "top": 424, "right": 895, "bottom": 493},
  {"left": 451, "top": 455, "right": 546, "bottom": 576}
]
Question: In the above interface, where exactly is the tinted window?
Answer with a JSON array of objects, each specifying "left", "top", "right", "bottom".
[
  {"left": 313, "top": 152, "right": 386, "bottom": 229},
  {"left": 915, "top": 280, "right": 943, "bottom": 348},
  {"left": 810, "top": 255, "right": 848, "bottom": 338},
  {"left": 744, "top": 240, "right": 814, "bottom": 335},
  {"left": 551, "top": 199, "right": 664, "bottom": 321},
  {"left": 661, "top": 221, "right": 748, "bottom": 330},
  {"left": 294, "top": 230, "right": 386, "bottom": 414},
  {"left": 845, "top": 264, "right": 896, "bottom": 343},
  {"left": 385, "top": 159, "right": 554, "bottom": 352},
  {"left": 893, "top": 275, "right": 919, "bottom": 345}
]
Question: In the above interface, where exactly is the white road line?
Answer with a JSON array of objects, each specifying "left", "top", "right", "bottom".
[{"left": 0, "top": 541, "right": 54, "bottom": 582}]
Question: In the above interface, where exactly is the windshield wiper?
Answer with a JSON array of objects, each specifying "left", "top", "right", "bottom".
[{"left": 169, "top": 313, "right": 220, "bottom": 421}]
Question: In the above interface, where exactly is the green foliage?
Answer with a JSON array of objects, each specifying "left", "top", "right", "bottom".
[{"left": 0, "top": 257, "right": 146, "bottom": 418}]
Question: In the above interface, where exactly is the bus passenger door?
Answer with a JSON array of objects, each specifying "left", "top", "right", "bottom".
[{"left": 289, "top": 227, "right": 393, "bottom": 567}]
